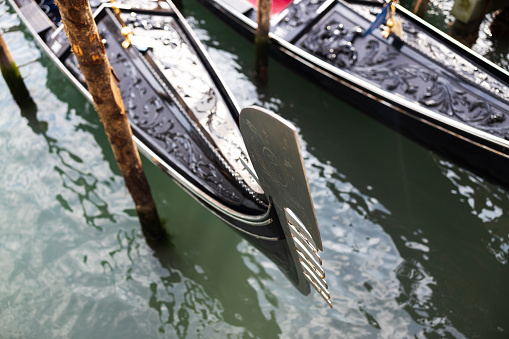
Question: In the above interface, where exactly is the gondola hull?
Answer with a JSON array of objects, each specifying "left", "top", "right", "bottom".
[
  {"left": 198, "top": 0, "right": 509, "bottom": 186},
  {"left": 8, "top": 0, "right": 330, "bottom": 304}
]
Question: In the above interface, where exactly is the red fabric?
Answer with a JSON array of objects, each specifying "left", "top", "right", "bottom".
[{"left": 246, "top": 0, "right": 293, "bottom": 14}]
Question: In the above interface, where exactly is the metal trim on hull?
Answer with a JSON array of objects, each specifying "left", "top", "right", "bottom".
[
  {"left": 135, "top": 137, "right": 273, "bottom": 226},
  {"left": 10, "top": 0, "right": 335, "bottom": 305},
  {"left": 393, "top": 3, "right": 509, "bottom": 77}
]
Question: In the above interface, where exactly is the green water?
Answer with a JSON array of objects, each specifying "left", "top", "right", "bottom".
[{"left": 1, "top": 0, "right": 508, "bottom": 337}]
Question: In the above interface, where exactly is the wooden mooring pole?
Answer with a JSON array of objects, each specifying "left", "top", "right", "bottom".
[
  {"left": 54, "top": 0, "right": 164, "bottom": 239},
  {"left": 411, "top": 0, "right": 429, "bottom": 18},
  {"left": 449, "top": 0, "right": 507, "bottom": 47},
  {"left": 0, "top": 32, "right": 35, "bottom": 109},
  {"left": 255, "top": 0, "right": 271, "bottom": 82}
]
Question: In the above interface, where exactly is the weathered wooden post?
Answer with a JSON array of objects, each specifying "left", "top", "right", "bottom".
[
  {"left": 54, "top": 0, "right": 164, "bottom": 239},
  {"left": 255, "top": 0, "right": 271, "bottom": 82},
  {"left": 449, "top": 0, "right": 507, "bottom": 47},
  {"left": 0, "top": 32, "right": 35, "bottom": 109},
  {"left": 490, "top": 8, "right": 509, "bottom": 38},
  {"left": 411, "top": 0, "right": 429, "bottom": 18}
]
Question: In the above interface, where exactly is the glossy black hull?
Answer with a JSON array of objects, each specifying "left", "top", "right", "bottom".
[
  {"left": 198, "top": 0, "right": 509, "bottom": 186},
  {"left": 8, "top": 0, "right": 308, "bottom": 292}
]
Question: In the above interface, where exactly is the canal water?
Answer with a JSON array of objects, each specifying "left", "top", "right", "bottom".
[{"left": 1, "top": 0, "right": 508, "bottom": 337}]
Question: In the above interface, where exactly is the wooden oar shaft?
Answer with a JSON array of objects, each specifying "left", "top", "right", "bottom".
[{"left": 54, "top": 0, "right": 164, "bottom": 239}]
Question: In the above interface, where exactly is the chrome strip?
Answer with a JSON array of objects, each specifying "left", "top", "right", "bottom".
[
  {"left": 396, "top": 3, "right": 509, "bottom": 77},
  {"left": 284, "top": 206, "right": 331, "bottom": 306},
  {"left": 10, "top": 0, "right": 279, "bottom": 241},
  {"left": 303, "top": 271, "right": 333, "bottom": 308},
  {"left": 285, "top": 207, "right": 318, "bottom": 250},
  {"left": 8, "top": 1, "right": 97, "bottom": 102},
  {"left": 296, "top": 247, "right": 324, "bottom": 279},
  {"left": 168, "top": 174, "right": 279, "bottom": 240},
  {"left": 291, "top": 228, "right": 322, "bottom": 261},
  {"left": 18, "top": 2, "right": 273, "bottom": 226},
  {"left": 215, "top": 0, "right": 509, "bottom": 152},
  {"left": 239, "top": 155, "right": 260, "bottom": 186},
  {"left": 300, "top": 258, "right": 328, "bottom": 291},
  {"left": 135, "top": 139, "right": 272, "bottom": 225},
  {"left": 295, "top": 239, "right": 324, "bottom": 276},
  {"left": 214, "top": 0, "right": 257, "bottom": 30}
]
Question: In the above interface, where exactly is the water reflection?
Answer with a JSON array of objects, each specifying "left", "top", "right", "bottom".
[
  {"left": 435, "top": 157, "right": 509, "bottom": 265},
  {"left": 299, "top": 122, "right": 508, "bottom": 337},
  {"left": 185, "top": 3, "right": 509, "bottom": 336},
  {"left": 18, "top": 76, "right": 115, "bottom": 230},
  {"left": 145, "top": 229, "right": 282, "bottom": 337},
  {"left": 1, "top": 4, "right": 289, "bottom": 337},
  {"left": 3, "top": 0, "right": 509, "bottom": 337}
]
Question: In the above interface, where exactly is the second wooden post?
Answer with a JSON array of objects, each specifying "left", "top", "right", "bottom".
[{"left": 255, "top": 0, "right": 271, "bottom": 82}]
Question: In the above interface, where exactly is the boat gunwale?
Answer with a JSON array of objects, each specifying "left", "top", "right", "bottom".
[{"left": 273, "top": 38, "right": 509, "bottom": 152}]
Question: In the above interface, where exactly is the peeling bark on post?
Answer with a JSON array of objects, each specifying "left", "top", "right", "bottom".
[
  {"left": 54, "top": 0, "right": 164, "bottom": 239},
  {"left": 255, "top": 0, "right": 271, "bottom": 82},
  {"left": 0, "top": 32, "right": 35, "bottom": 109}
]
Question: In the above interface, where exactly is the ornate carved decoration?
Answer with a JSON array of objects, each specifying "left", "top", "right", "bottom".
[
  {"left": 122, "top": 12, "right": 263, "bottom": 195},
  {"left": 300, "top": 23, "right": 362, "bottom": 68},
  {"left": 278, "top": 0, "right": 327, "bottom": 29},
  {"left": 273, "top": 0, "right": 328, "bottom": 40},
  {"left": 400, "top": 20, "right": 509, "bottom": 102},
  {"left": 347, "top": 2, "right": 509, "bottom": 102},
  {"left": 96, "top": 20, "right": 244, "bottom": 204},
  {"left": 297, "top": 11, "right": 509, "bottom": 139}
]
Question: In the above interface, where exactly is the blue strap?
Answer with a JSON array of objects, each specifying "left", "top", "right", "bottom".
[{"left": 362, "top": 4, "right": 389, "bottom": 37}]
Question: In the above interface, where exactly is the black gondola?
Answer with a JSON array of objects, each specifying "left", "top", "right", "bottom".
[
  {"left": 198, "top": 0, "right": 509, "bottom": 186},
  {"left": 8, "top": 0, "right": 331, "bottom": 306}
]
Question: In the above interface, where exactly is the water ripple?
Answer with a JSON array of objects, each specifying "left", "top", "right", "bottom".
[{"left": 2, "top": 1, "right": 508, "bottom": 337}]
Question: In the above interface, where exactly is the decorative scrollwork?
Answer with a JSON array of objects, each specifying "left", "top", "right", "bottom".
[
  {"left": 98, "top": 23, "right": 242, "bottom": 204},
  {"left": 357, "top": 40, "right": 399, "bottom": 67},
  {"left": 278, "top": 0, "right": 327, "bottom": 29},
  {"left": 296, "top": 12, "right": 509, "bottom": 138},
  {"left": 301, "top": 23, "right": 362, "bottom": 68},
  {"left": 356, "top": 61, "right": 505, "bottom": 128},
  {"left": 346, "top": 2, "right": 509, "bottom": 102},
  {"left": 419, "top": 75, "right": 468, "bottom": 116},
  {"left": 121, "top": 12, "right": 263, "bottom": 195}
]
